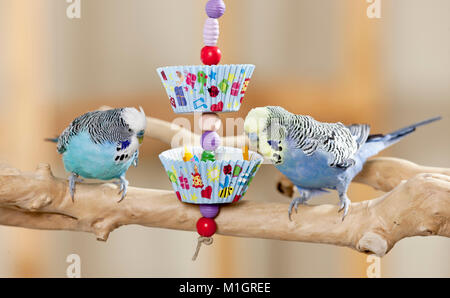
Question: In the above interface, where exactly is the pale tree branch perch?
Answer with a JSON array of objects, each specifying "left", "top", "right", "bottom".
[
  {"left": 0, "top": 158, "right": 449, "bottom": 256},
  {"left": 0, "top": 108, "right": 448, "bottom": 256}
]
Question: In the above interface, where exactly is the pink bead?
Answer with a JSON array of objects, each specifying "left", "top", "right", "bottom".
[
  {"left": 205, "top": 0, "right": 226, "bottom": 19},
  {"left": 201, "top": 131, "right": 221, "bottom": 151},
  {"left": 199, "top": 113, "right": 221, "bottom": 131},
  {"left": 203, "top": 18, "right": 219, "bottom": 46}
]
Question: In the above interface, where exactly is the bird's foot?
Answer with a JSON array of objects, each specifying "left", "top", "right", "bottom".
[
  {"left": 338, "top": 196, "right": 351, "bottom": 221},
  {"left": 116, "top": 175, "right": 129, "bottom": 202},
  {"left": 68, "top": 173, "right": 83, "bottom": 202},
  {"left": 288, "top": 196, "right": 308, "bottom": 221},
  {"left": 133, "top": 151, "right": 139, "bottom": 167}
]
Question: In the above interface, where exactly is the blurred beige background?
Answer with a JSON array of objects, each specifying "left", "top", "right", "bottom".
[{"left": 0, "top": 0, "right": 448, "bottom": 277}]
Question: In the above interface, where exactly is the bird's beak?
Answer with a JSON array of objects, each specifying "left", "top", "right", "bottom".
[
  {"left": 247, "top": 132, "right": 259, "bottom": 148},
  {"left": 248, "top": 132, "right": 258, "bottom": 143},
  {"left": 138, "top": 136, "right": 144, "bottom": 144}
]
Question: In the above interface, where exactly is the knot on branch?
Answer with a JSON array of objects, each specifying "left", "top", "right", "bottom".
[
  {"left": 29, "top": 194, "right": 53, "bottom": 211},
  {"left": 36, "top": 163, "right": 54, "bottom": 180},
  {"left": 92, "top": 218, "right": 115, "bottom": 241},
  {"left": 357, "top": 232, "right": 388, "bottom": 256}
]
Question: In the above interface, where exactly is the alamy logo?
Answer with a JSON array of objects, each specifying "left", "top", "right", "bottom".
[
  {"left": 367, "top": 0, "right": 382, "bottom": 19},
  {"left": 66, "top": 0, "right": 81, "bottom": 19},
  {"left": 64, "top": 1, "right": 380, "bottom": 21},
  {"left": 366, "top": 255, "right": 381, "bottom": 278},
  {"left": 66, "top": 254, "right": 81, "bottom": 278}
]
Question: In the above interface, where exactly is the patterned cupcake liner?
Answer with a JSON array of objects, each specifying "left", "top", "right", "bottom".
[
  {"left": 159, "top": 146, "right": 263, "bottom": 204},
  {"left": 157, "top": 64, "right": 255, "bottom": 114}
]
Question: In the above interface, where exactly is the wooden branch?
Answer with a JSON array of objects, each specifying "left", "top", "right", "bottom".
[
  {"left": 0, "top": 158, "right": 449, "bottom": 256},
  {"left": 0, "top": 107, "right": 448, "bottom": 256}
]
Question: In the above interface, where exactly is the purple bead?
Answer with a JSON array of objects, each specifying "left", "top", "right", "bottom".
[
  {"left": 201, "top": 131, "right": 221, "bottom": 151},
  {"left": 200, "top": 204, "right": 220, "bottom": 218},
  {"left": 205, "top": 0, "right": 226, "bottom": 19}
]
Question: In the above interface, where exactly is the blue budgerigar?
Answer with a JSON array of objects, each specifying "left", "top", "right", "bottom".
[
  {"left": 244, "top": 106, "right": 441, "bottom": 220},
  {"left": 48, "top": 107, "right": 147, "bottom": 202}
]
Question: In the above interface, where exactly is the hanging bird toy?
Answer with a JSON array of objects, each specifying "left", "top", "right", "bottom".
[{"left": 157, "top": 0, "right": 263, "bottom": 260}]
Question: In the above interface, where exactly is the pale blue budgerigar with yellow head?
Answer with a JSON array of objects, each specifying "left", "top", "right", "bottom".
[
  {"left": 48, "top": 107, "right": 147, "bottom": 202},
  {"left": 244, "top": 106, "right": 441, "bottom": 220}
]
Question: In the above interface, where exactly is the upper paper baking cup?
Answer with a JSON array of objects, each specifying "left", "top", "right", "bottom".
[
  {"left": 157, "top": 64, "right": 255, "bottom": 114},
  {"left": 159, "top": 146, "right": 263, "bottom": 204}
]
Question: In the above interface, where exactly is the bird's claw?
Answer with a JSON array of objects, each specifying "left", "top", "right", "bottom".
[
  {"left": 288, "top": 197, "right": 308, "bottom": 221},
  {"left": 117, "top": 181, "right": 124, "bottom": 193},
  {"left": 116, "top": 176, "right": 129, "bottom": 203},
  {"left": 338, "top": 196, "right": 351, "bottom": 221},
  {"left": 133, "top": 150, "right": 139, "bottom": 167},
  {"left": 68, "top": 173, "right": 83, "bottom": 203}
]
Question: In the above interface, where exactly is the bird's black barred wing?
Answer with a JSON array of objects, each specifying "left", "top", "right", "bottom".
[
  {"left": 57, "top": 116, "right": 85, "bottom": 154},
  {"left": 286, "top": 116, "right": 360, "bottom": 168},
  {"left": 57, "top": 109, "right": 132, "bottom": 154}
]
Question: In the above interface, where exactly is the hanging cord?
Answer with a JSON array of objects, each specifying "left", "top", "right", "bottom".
[{"left": 192, "top": 236, "right": 214, "bottom": 261}]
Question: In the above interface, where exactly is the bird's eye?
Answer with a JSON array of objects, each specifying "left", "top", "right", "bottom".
[{"left": 128, "top": 128, "right": 132, "bottom": 132}]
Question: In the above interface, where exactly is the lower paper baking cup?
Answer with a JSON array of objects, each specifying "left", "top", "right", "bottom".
[
  {"left": 157, "top": 64, "right": 255, "bottom": 114},
  {"left": 159, "top": 146, "right": 263, "bottom": 204}
]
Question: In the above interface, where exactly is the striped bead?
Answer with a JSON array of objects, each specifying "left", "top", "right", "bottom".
[
  {"left": 203, "top": 18, "right": 219, "bottom": 46},
  {"left": 205, "top": 0, "right": 226, "bottom": 19}
]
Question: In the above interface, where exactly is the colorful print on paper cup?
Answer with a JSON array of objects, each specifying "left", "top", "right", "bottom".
[
  {"left": 157, "top": 64, "right": 255, "bottom": 114},
  {"left": 159, "top": 146, "right": 263, "bottom": 204}
]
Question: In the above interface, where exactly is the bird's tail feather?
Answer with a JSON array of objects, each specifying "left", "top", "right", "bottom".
[
  {"left": 360, "top": 116, "right": 441, "bottom": 160},
  {"left": 44, "top": 137, "right": 59, "bottom": 143},
  {"left": 368, "top": 116, "right": 441, "bottom": 145}
]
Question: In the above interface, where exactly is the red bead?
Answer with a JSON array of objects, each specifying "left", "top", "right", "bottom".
[
  {"left": 201, "top": 46, "right": 222, "bottom": 65},
  {"left": 196, "top": 217, "right": 217, "bottom": 237}
]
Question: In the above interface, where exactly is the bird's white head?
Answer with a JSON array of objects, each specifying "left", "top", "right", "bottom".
[
  {"left": 244, "top": 107, "right": 274, "bottom": 157},
  {"left": 122, "top": 107, "right": 147, "bottom": 144},
  {"left": 244, "top": 107, "right": 269, "bottom": 136}
]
